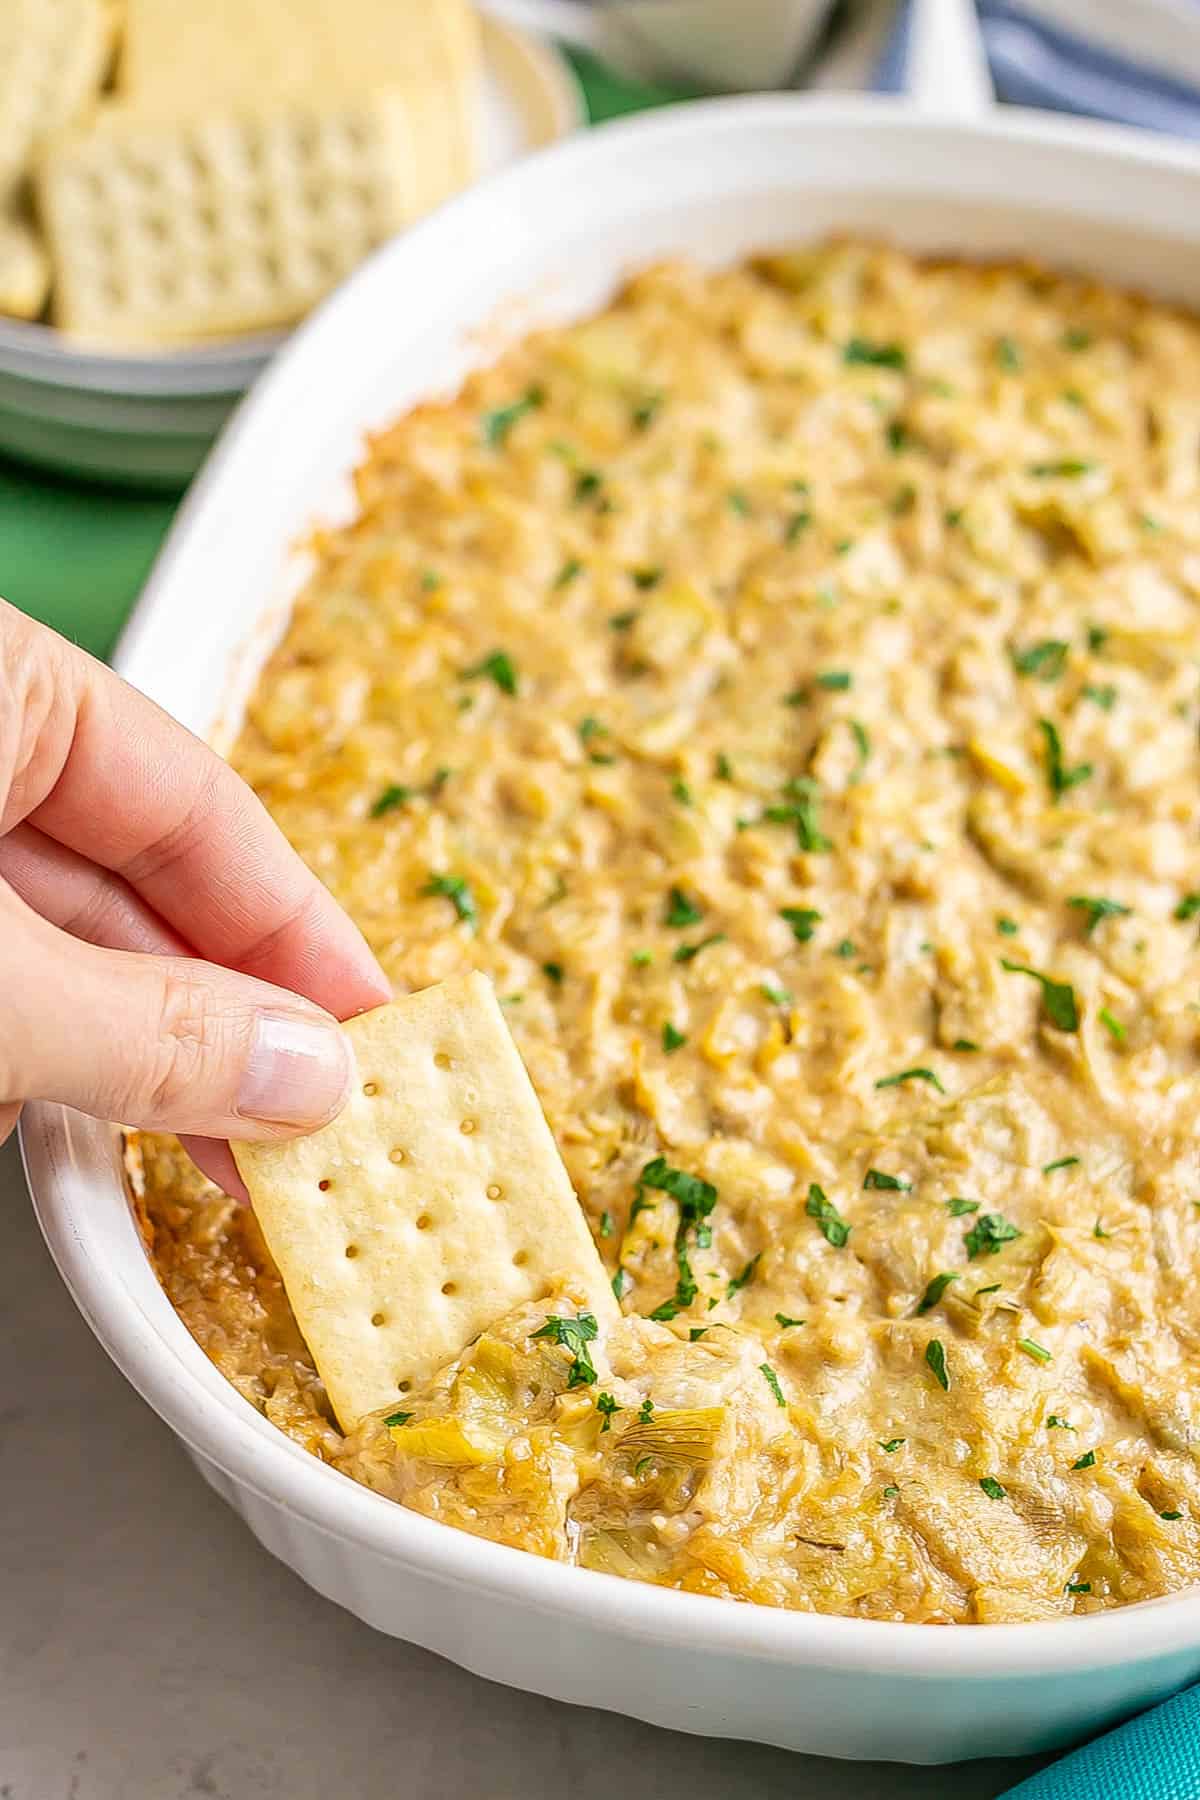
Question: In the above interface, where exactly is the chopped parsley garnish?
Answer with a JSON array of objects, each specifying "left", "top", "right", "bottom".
[
  {"left": 481, "top": 384, "right": 544, "bottom": 445},
  {"left": 885, "top": 420, "right": 910, "bottom": 455},
  {"left": 864, "top": 1169, "right": 911, "bottom": 1191},
  {"left": 1086, "top": 623, "right": 1108, "bottom": 653},
  {"left": 874, "top": 1067, "right": 946, "bottom": 1095},
  {"left": 974, "top": 1283, "right": 1001, "bottom": 1298},
  {"left": 599, "top": 1211, "right": 613, "bottom": 1238},
  {"left": 995, "top": 335, "right": 1022, "bottom": 372},
  {"left": 554, "top": 558, "right": 583, "bottom": 589},
  {"left": 632, "top": 567, "right": 663, "bottom": 590},
  {"left": 835, "top": 938, "right": 856, "bottom": 958},
  {"left": 1160, "top": 1510, "right": 1184, "bottom": 1521},
  {"left": 947, "top": 1198, "right": 979, "bottom": 1216},
  {"left": 532, "top": 1311, "right": 599, "bottom": 1388},
  {"left": 542, "top": 961, "right": 564, "bottom": 984},
  {"left": 461, "top": 649, "right": 518, "bottom": 696},
  {"left": 760, "top": 1363, "right": 786, "bottom": 1407},
  {"left": 662, "top": 1022, "right": 688, "bottom": 1054},
  {"left": 816, "top": 670, "right": 852, "bottom": 691},
  {"left": 674, "top": 934, "right": 725, "bottom": 963},
  {"left": 964, "top": 1212, "right": 1022, "bottom": 1259},
  {"left": 979, "top": 1476, "right": 1007, "bottom": 1500},
  {"left": 775, "top": 1313, "right": 805, "bottom": 1329},
  {"left": 578, "top": 716, "right": 607, "bottom": 742},
  {"left": 640, "top": 1157, "right": 717, "bottom": 1320},
  {"left": 633, "top": 1457, "right": 653, "bottom": 1478},
  {"left": 784, "top": 510, "right": 812, "bottom": 544},
  {"left": 1043, "top": 1156, "right": 1080, "bottom": 1175},
  {"left": 421, "top": 872, "right": 478, "bottom": 928},
  {"left": 715, "top": 751, "right": 734, "bottom": 781},
  {"left": 596, "top": 1392, "right": 621, "bottom": 1431},
  {"left": 1093, "top": 1219, "right": 1111, "bottom": 1240},
  {"left": 843, "top": 337, "right": 907, "bottom": 370},
  {"left": 925, "top": 1339, "right": 950, "bottom": 1390},
  {"left": 1046, "top": 1416, "right": 1075, "bottom": 1430},
  {"left": 727, "top": 489, "right": 750, "bottom": 516},
  {"left": 689, "top": 1327, "right": 709, "bottom": 1341},
  {"left": 1062, "top": 328, "right": 1092, "bottom": 350},
  {"left": 384, "top": 1409, "right": 413, "bottom": 1428},
  {"left": 1099, "top": 1007, "right": 1126, "bottom": 1043},
  {"left": 953, "top": 1039, "right": 980, "bottom": 1053},
  {"left": 996, "top": 916, "right": 1020, "bottom": 936},
  {"left": 806, "top": 1183, "right": 850, "bottom": 1248},
  {"left": 638, "top": 1397, "right": 655, "bottom": 1424},
  {"left": 916, "top": 1272, "right": 957, "bottom": 1315},
  {"left": 1067, "top": 1581, "right": 1092, "bottom": 1595},
  {"left": 999, "top": 958, "right": 1080, "bottom": 1031},
  {"left": 1019, "top": 1337, "right": 1052, "bottom": 1364},
  {"left": 760, "top": 982, "right": 793, "bottom": 1007},
  {"left": 663, "top": 887, "right": 703, "bottom": 928},
  {"left": 1028, "top": 458, "right": 1095, "bottom": 478},
  {"left": 780, "top": 905, "right": 822, "bottom": 943},
  {"left": 612, "top": 1268, "right": 631, "bottom": 1300},
  {"left": 573, "top": 468, "right": 604, "bottom": 504},
  {"left": 727, "top": 1254, "right": 761, "bottom": 1297},
  {"left": 420, "top": 569, "right": 441, "bottom": 591},
  {"left": 1082, "top": 682, "right": 1116, "bottom": 711},
  {"left": 370, "top": 783, "right": 412, "bottom": 817},
  {"left": 630, "top": 949, "right": 653, "bottom": 968},
  {"left": 1069, "top": 896, "right": 1130, "bottom": 934},
  {"left": 1039, "top": 717, "right": 1092, "bottom": 799},
  {"left": 671, "top": 778, "right": 693, "bottom": 807},
  {"left": 1072, "top": 1450, "right": 1097, "bottom": 1470},
  {"left": 882, "top": 1485, "right": 899, "bottom": 1499},
  {"left": 632, "top": 393, "right": 663, "bottom": 431},
  {"left": 1175, "top": 894, "right": 1200, "bottom": 922},
  {"left": 610, "top": 609, "right": 638, "bottom": 631},
  {"left": 879, "top": 1438, "right": 906, "bottom": 1454},
  {"left": 1012, "top": 639, "right": 1069, "bottom": 681},
  {"left": 849, "top": 720, "right": 871, "bottom": 780},
  {"left": 763, "top": 777, "right": 832, "bottom": 853}
]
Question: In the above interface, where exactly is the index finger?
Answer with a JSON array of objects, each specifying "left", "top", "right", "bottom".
[{"left": 10, "top": 605, "right": 391, "bottom": 1018}]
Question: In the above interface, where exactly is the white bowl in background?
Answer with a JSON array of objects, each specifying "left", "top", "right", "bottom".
[
  {"left": 19, "top": 89, "right": 1200, "bottom": 1764},
  {"left": 0, "top": 16, "right": 582, "bottom": 490}
]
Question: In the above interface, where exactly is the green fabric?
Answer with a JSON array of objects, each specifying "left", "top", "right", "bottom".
[{"left": 0, "top": 51, "right": 683, "bottom": 662}]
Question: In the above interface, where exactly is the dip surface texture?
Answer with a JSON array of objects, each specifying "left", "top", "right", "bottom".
[{"left": 136, "top": 245, "right": 1200, "bottom": 1623}]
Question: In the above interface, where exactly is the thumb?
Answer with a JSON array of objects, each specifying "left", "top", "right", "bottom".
[{"left": 2, "top": 883, "right": 353, "bottom": 1139}]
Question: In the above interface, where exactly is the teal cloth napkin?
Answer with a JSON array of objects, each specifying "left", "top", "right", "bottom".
[{"left": 1001, "top": 1686, "right": 1200, "bottom": 1797}]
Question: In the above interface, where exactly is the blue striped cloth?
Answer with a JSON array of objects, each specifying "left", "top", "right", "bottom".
[{"left": 879, "top": 1, "right": 1200, "bottom": 137}]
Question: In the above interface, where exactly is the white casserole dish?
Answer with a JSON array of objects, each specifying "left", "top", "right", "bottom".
[{"left": 20, "top": 70, "right": 1200, "bottom": 1764}]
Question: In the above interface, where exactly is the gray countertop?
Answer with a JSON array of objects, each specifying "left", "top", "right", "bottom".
[{"left": 0, "top": 1137, "right": 1043, "bottom": 1800}]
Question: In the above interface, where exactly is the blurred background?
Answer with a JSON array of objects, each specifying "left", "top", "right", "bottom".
[{"left": 3, "top": 0, "right": 1200, "bottom": 662}]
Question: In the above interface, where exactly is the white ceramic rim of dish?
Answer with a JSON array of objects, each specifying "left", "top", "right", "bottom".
[{"left": 22, "top": 84, "right": 1200, "bottom": 1680}]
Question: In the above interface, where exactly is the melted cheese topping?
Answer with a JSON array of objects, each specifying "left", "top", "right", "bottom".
[{"left": 138, "top": 244, "right": 1200, "bottom": 1622}]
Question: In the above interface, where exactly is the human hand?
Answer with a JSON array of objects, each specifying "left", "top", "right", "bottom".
[{"left": 0, "top": 599, "right": 391, "bottom": 1197}]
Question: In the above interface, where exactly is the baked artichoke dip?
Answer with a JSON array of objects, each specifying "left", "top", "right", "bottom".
[{"left": 134, "top": 243, "right": 1200, "bottom": 1624}]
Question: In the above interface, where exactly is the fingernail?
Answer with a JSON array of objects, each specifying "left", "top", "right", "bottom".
[{"left": 236, "top": 1013, "right": 352, "bottom": 1127}]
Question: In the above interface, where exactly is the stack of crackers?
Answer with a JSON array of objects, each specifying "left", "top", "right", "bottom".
[{"left": 0, "top": 0, "right": 480, "bottom": 345}]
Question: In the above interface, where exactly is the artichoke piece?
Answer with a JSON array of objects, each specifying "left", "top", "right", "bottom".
[
  {"left": 387, "top": 1415, "right": 506, "bottom": 1466},
  {"left": 616, "top": 1406, "right": 724, "bottom": 1467}
]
